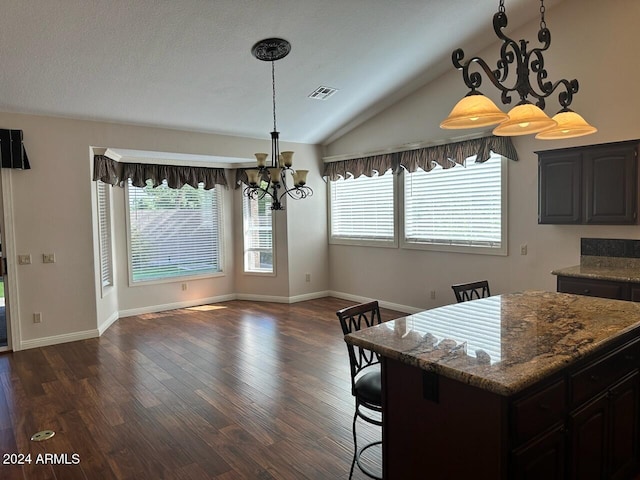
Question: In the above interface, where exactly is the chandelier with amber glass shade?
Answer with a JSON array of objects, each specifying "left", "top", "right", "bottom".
[
  {"left": 244, "top": 38, "right": 312, "bottom": 211},
  {"left": 440, "top": 0, "right": 596, "bottom": 140}
]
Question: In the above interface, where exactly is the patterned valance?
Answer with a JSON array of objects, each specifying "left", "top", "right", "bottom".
[
  {"left": 0, "top": 129, "right": 31, "bottom": 169},
  {"left": 323, "top": 136, "right": 518, "bottom": 179},
  {"left": 399, "top": 135, "right": 518, "bottom": 173},
  {"left": 322, "top": 153, "right": 398, "bottom": 181},
  {"left": 93, "top": 155, "right": 228, "bottom": 190}
]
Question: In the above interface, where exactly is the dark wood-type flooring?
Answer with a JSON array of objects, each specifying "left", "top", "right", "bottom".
[{"left": 0, "top": 297, "right": 403, "bottom": 479}]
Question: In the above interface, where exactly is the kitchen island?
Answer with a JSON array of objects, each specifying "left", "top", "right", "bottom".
[{"left": 345, "top": 291, "right": 640, "bottom": 480}]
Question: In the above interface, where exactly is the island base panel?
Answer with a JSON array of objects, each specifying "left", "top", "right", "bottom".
[{"left": 382, "top": 357, "right": 507, "bottom": 480}]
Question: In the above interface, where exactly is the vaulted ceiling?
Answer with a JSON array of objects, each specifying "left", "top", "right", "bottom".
[{"left": 0, "top": 0, "right": 561, "bottom": 145}]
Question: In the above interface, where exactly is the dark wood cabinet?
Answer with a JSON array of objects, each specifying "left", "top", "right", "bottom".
[
  {"left": 539, "top": 151, "right": 582, "bottom": 224},
  {"left": 557, "top": 276, "right": 629, "bottom": 301},
  {"left": 568, "top": 371, "right": 639, "bottom": 480},
  {"left": 538, "top": 140, "right": 639, "bottom": 225},
  {"left": 584, "top": 144, "right": 638, "bottom": 224},
  {"left": 608, "top": 372, "right": 639, "bottom": 480},
  {"left": 513, "top": 426, "right": 566, "bottom": 480},
  {"left": 569, "top": 393, "right": 608, "bottom": 480},
  {"left": 383, "top": 336, "right": 640, "bottom": 479}
]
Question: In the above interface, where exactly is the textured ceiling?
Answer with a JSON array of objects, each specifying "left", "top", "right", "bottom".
[{"left": 0, "top": 0, "right": 561, "bottom": 145}]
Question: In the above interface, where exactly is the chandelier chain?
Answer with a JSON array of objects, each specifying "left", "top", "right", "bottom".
[
  {"left": 271, "top": 60, "right": 277, "bottom": 132},
  {"left": 498, "top": 0, "right": 505, "bottom": 13},
  {"left": 539, "top": 0, "right": 546, "bottom": 30}
]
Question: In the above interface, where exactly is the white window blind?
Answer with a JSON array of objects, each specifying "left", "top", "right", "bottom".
[
  {"left": 127, "top": 179, "right": 222, "bottom": 283},
  {"left": 243, "top": 183, "right": 274, "bottom": 273},
  {"left": 404, "top": 154, "right": 504, "bottom": 249},
  {"left": 329, "top": 170, "right": 395, "bottom": 244},
  {"left": 97, "top": 181, "right": 113, "bottom": 288}
]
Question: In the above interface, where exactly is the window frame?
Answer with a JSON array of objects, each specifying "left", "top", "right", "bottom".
[
  {"left": 96, "top": 180, "right": 115, "bottom": 296},
  {"left": 124, "top": 179, "right": 225, "bottom": 286},
  {"left": 242, "top": 184, "right": 276, "bottom": 276},
  {"left": 399, "top": 155, "right": 508, "bottom": 256},
  {"left": 327, "top": 170, "right": 399, "bottom": 248}
]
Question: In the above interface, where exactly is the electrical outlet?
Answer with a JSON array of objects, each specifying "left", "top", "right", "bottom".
[
  {"left": 18, "top": 254, "right": 31, "bottom": 265},
  {"left": 33, "top": 312, "right": 42, "bottom": 324},
  {"left": 430, "top": 290, "right": 436, "bottom": 300},
  {"left": 520, "top": 244, "right": 528, "bottom": 255},
  {"left": 181, "top": 283, "right": 188, "bottom": 291},
  {"left": 42, "top": 253, "right": 56, "bottom": 263},
  {"left": 305, "top": 273, "right": 311, "bottom": 282}
]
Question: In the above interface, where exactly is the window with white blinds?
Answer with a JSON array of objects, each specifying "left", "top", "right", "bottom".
[
  {"left": 126, "top": 179, "right": 222, "bottom": 283},
  {"left": 403, "top": 154, "right": 506, "bottom": 254},
  {"left": 329, "top": 169, "right": 396, "bottom": 246},
  {"left": 96, "top": 181, "right": 114, "bottom": 289},
  {"left": 242, "top": 183, "right": 274, "bottom": 273}
]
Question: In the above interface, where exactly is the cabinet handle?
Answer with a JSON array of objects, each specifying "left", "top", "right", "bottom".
[
  {"left": 590, "top": 374, "right": 600, "bottom": 382},
  {"left": 538, "top": 403, "right": 551, "bottom": 412},
  {"left": 625, "top": 354, "right": 635, "bottom": 361},
  {"left": 583, "top": 289, "right": 591, "bottom": 294}
]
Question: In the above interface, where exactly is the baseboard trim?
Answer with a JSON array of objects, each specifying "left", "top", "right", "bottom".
[
  {"left": 20, "top": 329, "right": 100, "bottom": 350},
  {"left": 19, "top": 290, "right": 356, "bottom": 350},
  {"left": 98, "top": 311, "right": 119, "bottom": 335},
  {"left": 118, "top": 294, "right": 238, "bottom": 318},
  {"left": 328, "top": 290, "right": 421, "bottom": 315},
  {"left": 289, "top": 290, "right": 330, "bottom": 303}
]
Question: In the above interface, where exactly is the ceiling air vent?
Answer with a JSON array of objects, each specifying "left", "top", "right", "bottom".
[{"left": 308, "top": 86, "right": 338, "bottom": 100}]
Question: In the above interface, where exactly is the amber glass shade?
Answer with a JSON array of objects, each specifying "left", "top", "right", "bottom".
[
  {"left": 246, "top": 169, "right": 260, "bottom": 186},
  {"left": 268, "top": 167, "right": 281, "bottom": 184},
  {"left": 254, "top": 153, "right": 268, "bottom": 167},
  {"left": 440, "top": 93, "right": 509, "bottom": 129},
  {"left": 293, "top": 169, "right": 308, "bottom": 186},
  {"left": 535, "top": 110, "right": 598, "bottom": 140},
  {"left": 493, "top": 103, "right": 557, "bottom": 136},
  {"left": 280, "top": 151, "right": 294, "bottom": 168}
]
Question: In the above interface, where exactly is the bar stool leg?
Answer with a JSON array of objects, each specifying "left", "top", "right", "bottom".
[{"left": 349, "top": 409, "right": 358, "bottom": 479}]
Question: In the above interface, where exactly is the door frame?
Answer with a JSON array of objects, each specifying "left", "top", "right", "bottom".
[{"left": 0, "top": 169, "right": 21, "bottom": 351}]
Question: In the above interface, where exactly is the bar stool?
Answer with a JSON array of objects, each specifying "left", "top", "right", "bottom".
[
  {"left": 336, "top": 301, "right": 383, "bottom": 480},
  {"left": 451, "top": 280, "right": 491, "bottom": 303}
]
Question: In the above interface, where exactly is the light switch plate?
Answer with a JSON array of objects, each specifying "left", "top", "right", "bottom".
[
  {"left": 18, "top": 254, "right": 31, "bottom": 265},
  {"left": 42, "top": 253, "right": 56, "bottom": 264}
]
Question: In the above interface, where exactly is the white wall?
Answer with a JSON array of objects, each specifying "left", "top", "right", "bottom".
[
  {"left": 325, "top": 0, "right": 640, "bottom": 310},
  {"left": 0, "top": 112, "right": 328, "bottom": 350},
  {"left": 286, "top": 144, "right": 329, "bottom": 298}
]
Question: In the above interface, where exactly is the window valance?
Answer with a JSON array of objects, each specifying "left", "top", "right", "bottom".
[
  {"left": 322, "top": 135, "right": 518, "bottom": 179},
  {"left": 322, "top": 153, "right": 397, "bottom": 181},
  {"left": 93, "top": 155, "right": 228, "bottom": 190},
  {"left": 0, "top": 129, "right": 31, "bottom": 169},
  {"left": 399, "top": 135, "right": 518, "bottom": 173}
]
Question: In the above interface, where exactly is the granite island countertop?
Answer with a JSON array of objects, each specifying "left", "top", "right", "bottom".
[{"left": 345, "top": 291, "right": 640, "bottom": 396}]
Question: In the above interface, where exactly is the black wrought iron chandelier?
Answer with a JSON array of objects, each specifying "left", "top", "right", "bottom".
[
  {"left": 440, "top": 0, "right": 596, "bottom": 139},
  {"left": 244, "top": 38, "right": 312, "bottom": 211}
]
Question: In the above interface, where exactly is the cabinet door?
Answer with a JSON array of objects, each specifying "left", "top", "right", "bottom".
[
  {"left": 569, "top": 394, "right": 608, "bottom": 480},
  {"left": 539, "top": 152, "right": 582, "bottom": 224},
  {"left": 608, "top": 371, "right": 639, "bottom": 480},
  {"left": 512, "top": 426, "right": 566, "bottom": 480},
  {"left": 630, "top": 285, "right": 640, "bottom": 302},
  {"left": 584, "top": 144, "right": 638, "bottom": 224}
]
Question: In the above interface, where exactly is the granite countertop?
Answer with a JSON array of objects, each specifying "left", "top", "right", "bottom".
[
  {"left": 552, "top": 256, "right": 640, "bottom": 282},
  {"left": 345, "top": 291, "right": 640, "bottom": 396}
]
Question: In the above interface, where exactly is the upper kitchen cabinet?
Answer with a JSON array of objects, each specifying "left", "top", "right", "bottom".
[{"left": 538, "top": 140, "right": 639, "bottom": 225}]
